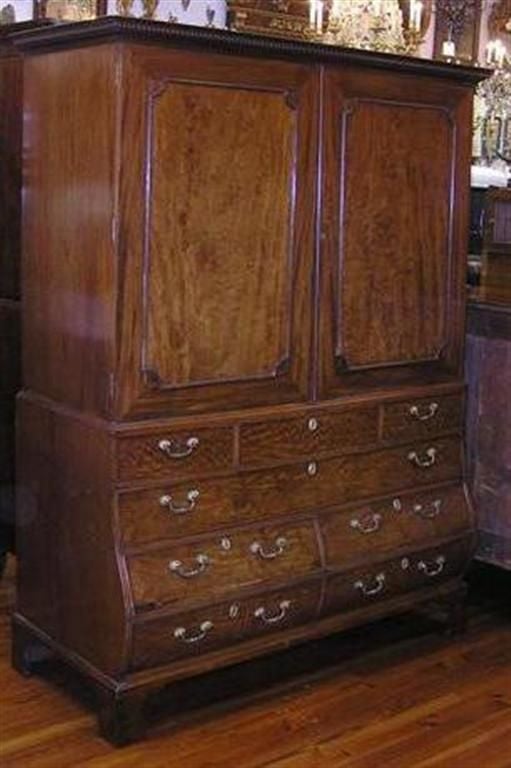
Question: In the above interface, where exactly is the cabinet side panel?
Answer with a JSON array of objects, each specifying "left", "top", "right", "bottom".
[
  {"left": 16, "top": 397, "right": 129, "bottom": 676},
  {"left": 16, "top": 398, "right": 59, "bottom": 637},
  {"left": 21, "top": 46, "right": 118, "bottom": 415}
]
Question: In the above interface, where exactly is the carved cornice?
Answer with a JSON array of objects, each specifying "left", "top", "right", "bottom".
[{"left": 8, "top": 15, "right": 491, "bottom": 85}]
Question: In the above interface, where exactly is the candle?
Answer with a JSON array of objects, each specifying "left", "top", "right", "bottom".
[
  {"left": 309, "top": 0, "right": 323, "bottom": 33},
  {"left": 442, "top": 39, "right": 456, "bottom": 58},
  {"left": 409, "top": 0, "right": 415, "bottom": 29},
  {"left": 486, "top": 39, "right": 507, "bottom": 67},
  {"left": 316, "top": 0, "right": 323, "bottom": 33},
  {"left": 410, "top": 0, "right": 423, "bottom": 32},
  {"left": 496, "top": 40, "right": 507, "bottom": 67},
  {"left": 309, "top": 0, "right": 315, "bottom": 28},
  {"left": 414, "top": 1, "right": 423, "bottom": 32}
]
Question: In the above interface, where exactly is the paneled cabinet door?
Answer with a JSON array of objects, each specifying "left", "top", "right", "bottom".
[
  {"left": 318, "top": 68, "right": 473, "bottom": 397},
  {"left": 116, "top": 48, "right": 318, "bottom": 418}
]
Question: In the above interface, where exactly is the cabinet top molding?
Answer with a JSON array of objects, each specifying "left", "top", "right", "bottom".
[{"left": 9, "top": 15, "right": 490, "bottom": 84}]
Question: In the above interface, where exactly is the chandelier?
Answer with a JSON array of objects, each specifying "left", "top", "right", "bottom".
[
  {"left": 474, "top": 34, "right": 511, "bottom": 166},
  {"left": 308, "top": 0, "right": 427, "bottom": 55}
]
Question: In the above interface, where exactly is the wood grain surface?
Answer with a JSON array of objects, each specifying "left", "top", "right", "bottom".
[
  {"left": 381, "top": 393, "right": 462, "bottom": 443},
  {"left": 321, "top": 484, "right": 471, "bottom": 568},
  {"left": 318, "top": 68, "right": 473, "bottom": 396},
  {"left": 21, "top": 46, "right": 118, "bottom": 417},
  {"left": 127, "top": 522, "right": 321, "bottom": 611},
  {"left": 119, "top": 436, "right": 462, "bottom": 541},
  {"left": 131, "top": 580, "right": 322, "bottom": 670},
  {"left": 116, "top": 47, "right": 317, "bottom": 418}
]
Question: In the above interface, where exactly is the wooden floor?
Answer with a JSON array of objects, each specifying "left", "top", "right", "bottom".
[{"left": 1, "top": 559, "right": 511, "bottom": 768}]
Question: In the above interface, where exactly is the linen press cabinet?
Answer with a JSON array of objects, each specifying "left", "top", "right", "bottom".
[{"left": 11, "top": 18, "right": 488, "bottom": 744}]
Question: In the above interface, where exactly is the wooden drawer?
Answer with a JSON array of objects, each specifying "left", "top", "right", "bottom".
[
  {"left": 127, "top": 521, "right": 321, "bottom": 612},
  {"left": 322, "top": 485, "right": 472, "bottom": 568},
  {"left": 118, "top": 473, "right": 286, "bottom": 546},
  {"left": 130, "top": 580, "right": 321, "bottom": 670},
  {"left": 239, "top": 406, "right": 378, "bottom": 467},
  {"left": 323, "top": 536, "right": 473, "bottom": 615},
  {"left": 116, "top": 425, "right": 234, "bottom": 483},
  {"left": 382, "top": 393, "right": 462, "bottom": 443},
  {"left": 118, "top": 437, "right": 462, "bottom": 547}
]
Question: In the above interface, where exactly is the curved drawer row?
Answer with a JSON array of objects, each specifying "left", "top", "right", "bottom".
[
  {"left": 125, "top": 483, "right": 472, "bottom": 613},
  {"left": 130, "top": 535, "right": 473, "bottom": 671}
]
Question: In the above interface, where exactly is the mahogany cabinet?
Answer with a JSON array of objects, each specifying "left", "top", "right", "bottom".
[{"left": 11, "top": 18, "right": 488, "bottom": 744}]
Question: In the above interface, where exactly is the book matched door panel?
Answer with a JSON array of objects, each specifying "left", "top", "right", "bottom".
[
  {"left": 319, "top": 70, "right": 473, "bottom": 397},
  {"left": 117, "top": 49, "right": 317, "bottom": 418}
]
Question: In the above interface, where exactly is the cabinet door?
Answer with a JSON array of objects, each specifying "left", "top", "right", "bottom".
[
  {"left": 318, "top": 68, "right": 473, "bottom": 397},
  {"left": 116, "top": 48, "right": 317, "bottom": 418}
]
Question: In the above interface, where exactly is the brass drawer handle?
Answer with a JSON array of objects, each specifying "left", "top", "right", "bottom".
[
  {"left": 254, "top": 599, "right": 291, "bottom": 625},
  {"left": 158, "top": 436, "right": 199, "bottom": 459},
  {"left": 169, "top": 553, "right": 209, "bottom": 578},
  {"left": 350, "top": 513, "right": 382, "bottom": 534},
  {"left": 250, "top": 536, "right": 288, "bottom": 560},
  {"left": 160, "top": 489, "right": 199, "bottom": 515},
  {"left": 418, "top": 555, "right": 446, "bottom": 577},
  {"left": 174, "top": 620, "right": 213, "bottom": 644},
  {"left": 408, "top": 447, "right": 437, "bottom": 468},
  {"left": 413, "top": 499, "right": 442, "bottom": 519},
  {"left": 409, "top": 402, "right": 439, "bottom": 421},
  {"left": 354, "top": 573, "right": 386, "bottom": 597}
]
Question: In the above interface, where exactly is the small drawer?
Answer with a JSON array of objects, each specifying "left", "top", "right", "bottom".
[
  {"left": 404, "top": 536, "right": 475, "bottom": 590},
  {"left": 239, "top": 406, "right": 378, "bottom": 467},
  {"left": 130, "top": 581, "right": 321, "bottom": 670},
  {"left": 127, "top": 521, "right": 321, "bottom": 612},
  {"left": 323, "top": 536, "right": 473, "bottom": 615},
  {"left": 116, "top": 425, "right": 234, "bottom": 483},
  {"left": 382, "top": 394, "right": 462, "bottom": 443},
  {"left": 322, "top": 485, "right": 472, "bottom": 568}
]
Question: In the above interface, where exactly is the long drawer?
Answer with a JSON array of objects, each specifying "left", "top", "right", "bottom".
[
  {"left": 130, "top": 580, "right": 322, "bottom": 670},
  {"left": 321, "top": 484, "right": 472, "bottom": 569},
  {"left": 118, "top": 437, "right": 462, "bottom": 546},
  {"left": 323, "top": 536, "right": 474, "bottom": 615},
  {"left": 127, "top": 521, "right": 321, "bottom": 612}
]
